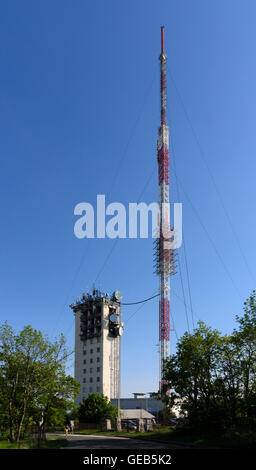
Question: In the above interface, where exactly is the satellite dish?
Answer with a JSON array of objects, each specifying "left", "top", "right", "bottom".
[
  {"left": 117, "top": 325, "right": 124, "bottom": 336},
  {"left": 109, "top": 313, "right": 118, "bottom": 323},
  {"left": 113, "top": 290, "right": 123, "bottom": 302}
]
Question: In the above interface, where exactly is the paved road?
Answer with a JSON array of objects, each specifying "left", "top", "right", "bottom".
[{"left": 47, "top": 433, "right": 186, "bottom": 449}]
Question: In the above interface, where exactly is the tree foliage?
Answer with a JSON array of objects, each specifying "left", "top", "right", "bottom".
[
  {"left": 0, "top": 323, "right": 80, "bottom": 442},
  {"left": 78, "top": 393, "right": 118, "bottom": 424},
  {"left": 162, "top": 291, "right": 256, "bottom": 436}
]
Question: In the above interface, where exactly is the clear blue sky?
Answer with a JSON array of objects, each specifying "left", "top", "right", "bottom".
[{"left": 0, "top": 0, "right": 255, "bottom": 397}]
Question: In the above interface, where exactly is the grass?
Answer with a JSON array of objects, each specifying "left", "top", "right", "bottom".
[
  {"left": 0, "top": 437, "right": 68, "bottom": 449},
  {"left": 69, "top": 425, "right": 256, "bottom": 449},
  {"left": 39, "top": 438, "right": 68, "bottom": 449},
  {"left": 68, "top": 429, "right": 104, "bottom": 435},
  {"left": 1, "top": 428, "right": 254, "bottom": 449}
]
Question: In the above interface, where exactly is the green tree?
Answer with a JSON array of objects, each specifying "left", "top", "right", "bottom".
[
  {"left": 233, "top": 291, "right": 256, "bottom": 421},
  {"left": 0, "top": 323, "right": 80, "bottom": 442},
  {"left": 162, "top": 322, "right": 223, "bottom": 419},
  {"left": 78, "top": 393, "right": 118, "bottom": 424},
  {"left": 65, "top": 404, "right": 79, "bottom": 425},
  {"left": 162, "top": 292, "right": 256, "bottom": 436},
  {"left": 158, "top": 406, "right": 176, "bottom": 424}
]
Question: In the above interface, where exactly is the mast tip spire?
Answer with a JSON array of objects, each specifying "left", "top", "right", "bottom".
[{"left": 161, "top": 25, "right": 165, "bottom": 53}]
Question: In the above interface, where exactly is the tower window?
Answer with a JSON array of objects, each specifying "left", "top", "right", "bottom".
[
  {"left": 83, "top": 369, "right": 86, "bottom": 374},
  {"left": 90, "top": 349, "right": 93, "bottom": 354},
  {"left": 90, "top": 358, "right": 93, "bottom": 364},
  {"left": 90, "top": 377, "right": 93, "bottom": 383},
  {"left": 96, "top": 357, "right": 100, "bottom": 363},
  {"left": 97, "top": 347, "right": 100, "bottom": 353},
  {"left": 97, "top": 377, "right": 100, "bottom": 382}
]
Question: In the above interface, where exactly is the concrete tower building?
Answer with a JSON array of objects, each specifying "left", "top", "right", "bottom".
[{"left": 70, "top": 289, "right": 124, "bottom": 405}]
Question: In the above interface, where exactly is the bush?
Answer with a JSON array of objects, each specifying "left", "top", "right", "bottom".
[{"left": 78, "top": 394, "right": 118, "bottom": 424}]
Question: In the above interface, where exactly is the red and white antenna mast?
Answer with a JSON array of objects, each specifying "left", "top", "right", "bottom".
[{"left": 154, "top": 26, "right": 176, "bottom": 391}]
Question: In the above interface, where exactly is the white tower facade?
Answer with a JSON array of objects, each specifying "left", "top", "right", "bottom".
[{"left": 70, "top": 289, "right": 123, "bottom": 405}]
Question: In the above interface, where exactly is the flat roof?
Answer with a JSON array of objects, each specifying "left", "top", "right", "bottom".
[{"left": 120, "top": 409, "right": 155, "bottom": 419}]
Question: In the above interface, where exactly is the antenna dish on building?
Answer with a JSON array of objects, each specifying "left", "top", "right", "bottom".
[
  {"left": 113, "top": 290, "right": 123, "bottom": 302},
  {"left": 117, "top": 325, "right": 124, "bottom": 336},
  {"left": 109, "top": 313, "right": 118, "bottom": 323}
]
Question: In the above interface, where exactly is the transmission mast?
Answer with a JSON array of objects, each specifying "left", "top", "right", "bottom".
[{"left": 154, "top": 26, "right": 176, "bottom": 391}]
